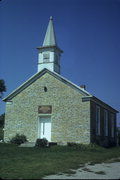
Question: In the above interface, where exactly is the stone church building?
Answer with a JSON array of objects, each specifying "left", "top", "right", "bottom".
[{"left": 3, "top": 17, "right": 118, "bottom": 146}]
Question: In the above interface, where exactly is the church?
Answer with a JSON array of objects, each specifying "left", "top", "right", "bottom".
[{"left": 3, "top": 17, "right": 118, "bottom": 146}]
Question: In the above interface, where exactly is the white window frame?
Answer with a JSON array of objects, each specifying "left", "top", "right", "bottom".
[
  {"left": 96, "top": 105, "right": 100, "bottom": 135},
  {"left": 111, "top": 113, "right": 115, "bottom": 138},
  {"left": 104, "top": 110, "right": 108, "bottom": 136}
]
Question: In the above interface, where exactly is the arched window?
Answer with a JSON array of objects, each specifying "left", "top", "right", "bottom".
[{"left": 44, "top": 86, "right": 47, "bottom": 92}]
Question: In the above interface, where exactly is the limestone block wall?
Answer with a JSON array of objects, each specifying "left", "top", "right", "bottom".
[
  {"left": 90, "top": 101, "right": 117, "bottom": 146},
  {"left": 4, "top": 73, "right": 90, "bottom": 144}
]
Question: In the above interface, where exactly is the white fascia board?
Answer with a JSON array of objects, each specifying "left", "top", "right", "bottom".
[{"left": 3, "top": 71, "right": 43, "bottom": 101}]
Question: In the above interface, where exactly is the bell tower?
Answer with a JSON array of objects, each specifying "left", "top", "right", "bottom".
[{"left": 37, "top": 16, "right": 63, "bottom": 74}]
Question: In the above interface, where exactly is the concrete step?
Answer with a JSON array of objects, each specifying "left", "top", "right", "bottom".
[
  {"left": 19, "top": 141, "right": 57, "bottom": 147},
  {"left": 19, "top": 142, "right": 35, "bottom": 147}
]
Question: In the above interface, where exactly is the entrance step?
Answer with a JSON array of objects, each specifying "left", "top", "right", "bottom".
[
  {"left": 19, "top": 142, "right": 57, "bottom": 147},
  {"left": 19, "top": 142, "right": 35, "bottom": 147}
]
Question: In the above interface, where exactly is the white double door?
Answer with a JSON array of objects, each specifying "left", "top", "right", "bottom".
[{"left": 38, "top": 116, "right": 51, "bottom": 142}]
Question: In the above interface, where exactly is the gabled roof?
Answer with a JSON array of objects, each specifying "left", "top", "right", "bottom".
[
  {"left": 3, "top": 68, "right": 118, "bottom": 113},
  {"left": 82, "top": 96, "right": 118, "bottom": 113},
  {"left": 3, "top": 68, "right": 91, "bottom": 102}
]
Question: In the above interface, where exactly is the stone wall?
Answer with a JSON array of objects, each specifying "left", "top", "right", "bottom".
[
  {"left": 4, "top": 72, "right": 90, "bottom": 144},
  {"left": 90, "top": 101, "right": 117, "bottom": 146}
]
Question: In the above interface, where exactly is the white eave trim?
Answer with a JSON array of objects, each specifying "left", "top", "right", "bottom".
[
  {"left": 3, "top": 71, "right": 41, "bottom": 101},
  {"left": 51, "top": 70, "right": 91, "bottom": 96}
]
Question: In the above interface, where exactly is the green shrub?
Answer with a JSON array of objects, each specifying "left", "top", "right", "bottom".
[
  {"left": 67, "top": 142, "right": 77, "bottom": 147},
  {"left": 67, "top": 142, "right": 87, "bottom": 150},
  {"left": 35, "top": 138, "right": 48, "bottom": 148},
  {"left": 85, "top": 143, "right": 103, "bottom": 151},
  {"left": 10, "top": 134, "right": 27, "bottom": 145}
]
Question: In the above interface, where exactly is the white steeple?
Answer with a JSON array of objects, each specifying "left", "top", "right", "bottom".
[
  {"left": 43, "top": 16, "right": 57, "bottom": 46},
  {"left": 37, "top": 16, "right": 63, "bottom": 74}
]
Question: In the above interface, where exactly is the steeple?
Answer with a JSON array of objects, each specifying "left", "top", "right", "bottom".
[
  {"left": 43, "top": 16, "right": 57, "bottom": 46},
  {"left": 37, "top": 17, "right": 63, "bottom": 74}
]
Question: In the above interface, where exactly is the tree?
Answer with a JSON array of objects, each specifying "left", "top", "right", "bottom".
[
  {"left": 0, "top": 113, "right": 5, "bottom": 140},
  {"left": 0, "top": 113, "right": 5, "bottom": 128},
  {"left": 0, "top": 79, "right": 6, "bottom": 98}
]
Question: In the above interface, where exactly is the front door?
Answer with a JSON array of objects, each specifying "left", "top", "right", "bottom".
[{"left": 39, "top": 116, "right": 51, "bottom": 141}]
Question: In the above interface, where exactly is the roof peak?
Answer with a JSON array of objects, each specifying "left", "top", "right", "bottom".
[
  {"left": 50, "top": 16, "right": 53, "bottom": 20},
  {"left": 3, "top": 68, "right": 91, "bottom": 102},
  {"left": 43, "top": 16, "right": 57, "bottom": 46}
]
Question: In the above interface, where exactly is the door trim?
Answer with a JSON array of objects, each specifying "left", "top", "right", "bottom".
[{"left": 38, "top": 115, "right": 51, "bottom": 141}]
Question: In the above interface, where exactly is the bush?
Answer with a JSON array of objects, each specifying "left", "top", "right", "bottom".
[
  {"left": 67, "top": 142, "right": 88, "bottom": 150},
  {"left": 10, "top": 134, "right": 27, "bottom": 145},
  {"left": 35, "top": 138, "right": 48, "bottom": 148},
  {"left": 67, "top": 142, "right": 78, "bottom": 148}
]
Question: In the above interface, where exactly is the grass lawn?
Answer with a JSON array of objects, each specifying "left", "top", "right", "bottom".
[{"left": 0, "top": 143, "right": 120, "bottom": 179}]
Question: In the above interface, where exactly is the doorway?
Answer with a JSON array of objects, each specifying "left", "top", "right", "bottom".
[{"left": 38, "top": 116, "right": 51, "bottom": 141}]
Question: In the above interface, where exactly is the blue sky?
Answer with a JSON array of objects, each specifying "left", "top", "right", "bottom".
[{"left": 0, "top": 0, "right": 120, "bottom": 125}]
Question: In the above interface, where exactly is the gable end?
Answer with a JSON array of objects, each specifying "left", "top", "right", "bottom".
[{"left": 3, "top": 69, "right": 91, "bottom": 102}]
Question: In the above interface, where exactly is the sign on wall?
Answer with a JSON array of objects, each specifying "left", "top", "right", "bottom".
[{"left": 38, "top": 105, "right": 52, "bottom": 114}]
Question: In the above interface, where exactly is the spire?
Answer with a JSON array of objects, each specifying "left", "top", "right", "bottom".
[
  {"left": 43, "top": 16, "right": 57, "bottom": 46},
  {"left": 37, "top": 16, "right": 63, "bottom": 74}
]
